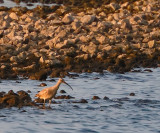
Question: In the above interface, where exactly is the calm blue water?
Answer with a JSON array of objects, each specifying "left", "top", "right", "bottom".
[{"left": 0, "top": 68, "right": 160, "bottom": 133}]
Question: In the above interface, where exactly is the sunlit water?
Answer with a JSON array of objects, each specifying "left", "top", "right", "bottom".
[{"left": 0, "top": 68, "right": 160, "bottom": 133}]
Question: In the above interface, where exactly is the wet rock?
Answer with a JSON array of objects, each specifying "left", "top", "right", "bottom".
[
  {"left": 55, "top": 95, "right": 74, "bottom": 99},
  {"left": 39, "top": 83, "right": 47, "bottom": 87},
  {"left": 144, "top": 69, "right": 153, "bottom": 72},
  {"left": 103, "top": 96, "right": 109, "bottom": 100},
  {"left": 34, "top": 98, "right": 44, "bottom": 103},
  {"left": 15, "top": 81, "right": 21, "bottom": 83},
  {"left": 92, "top": 96, "right": 101, "bottom": 100},
  {"left": 17, "top": 90, "right": 32, "bottom": 104},
  {"left": 60, "top": 90, "right": 66, "bottom": 93},
  {"left": 27, "top": 90, "right": 31, "bottom": 93},
  {"left": 0, "top": 91, "right": 5, "bottom": 98},
  {"left": 72, "top": 99, "right": 88, "bottom": 103},
  {"left": 0, "top": 90, "right": 19, "bottom": 107},
  {"left": 129, "top": 93, "right": 135, "bottom": 96}
]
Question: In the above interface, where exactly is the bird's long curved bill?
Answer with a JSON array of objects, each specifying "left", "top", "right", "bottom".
[{"left": 64, "top": 82, "right": 73, "bottom": 90}]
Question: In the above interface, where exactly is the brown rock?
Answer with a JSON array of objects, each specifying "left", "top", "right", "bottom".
[
  {"left": 81, "top": 15, "right": 96, "bottom": 24},
  {"left": 55, "top": 95, "right": 74, "bottom": 99},
  {"left": 62, "top": 13, "right": 74, "bottom": 24},
  {"left": 40, "top": 83, "right": 47, "bottom": 87},
  {"left": 9, "top": 12, "right": 18, "bottom": 20},
  {"left": 121, "top": 19, "right": 132, "bottom": 31},
  {"left": 148, "top": 40, "right": 156, "bottom": 48},
  {"left": 29, "top": 70, "right": 48, "bottom": 80},
  {"left": 92, "top": 96, "right": 101, "bottom": 100},
  {"left": 72, "top": 99, "right": 88, "bottom": 103}
]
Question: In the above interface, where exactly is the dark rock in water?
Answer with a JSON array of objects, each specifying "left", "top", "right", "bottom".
[
  {"left": 67, "top": 73, "right": 79, "bottom": 78},
  {"left": 0, "top": 90, "right": 37, "bottom": 108},
  {"left": 0, "top": 91, "right": 6, "bottom": 98},
  {"left": 17, "top": 90, "right": 32, "bottom": 104},
  {"left": 34, "top": 98, "right": 45, "bottom": 103},
  {"left": 73, "top": 99, "right": 88, "bottom": 103},
  {"left": 60, "top": 90, "right": 66, "bottom": 93},
  {"left": 55, "top": 95, "right": 74, "bottom": 99},
  {"left": 131, "top": 69, "right": 142, "bottom": 73},
  {"left": 92, "top": 96, "right": 101, "bottom": 100},
  {"left": 20, "top": 110, "right": 27, "bottom": 113},
  {"left": 39, "top": 83, "right": 47, "bottom": 87},
  {"left": 103, "top": 96, "right": 109, "bottom": 100},
  {"left": 27, "top": 90, "right": 31, "bottom": 93},
  {"left": 130, "top": 93, "right": 135, "bottom": 96},
  {"left": 16, "top": 81, "right": 21, "bottom": 83},
  {"left": 7, "top": 96, "right": 19, "bottom": 107},
  {"left": 7, "top": 90, "right": 18, "bottom": 96},
  {"left": 0, "top": 94, "right": 19, "bottom": 107},
  {"left": 144, "top": 69, "right": 153, "bottom": 72}
]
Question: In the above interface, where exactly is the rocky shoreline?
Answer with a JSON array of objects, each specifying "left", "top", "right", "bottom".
[{"left": 0, "top": 0, "right": 160, "bottom": 80}]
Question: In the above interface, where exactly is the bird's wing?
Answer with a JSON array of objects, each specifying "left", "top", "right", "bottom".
[{"left": 35, "top": 88, "right": 49, "bottom": 97}]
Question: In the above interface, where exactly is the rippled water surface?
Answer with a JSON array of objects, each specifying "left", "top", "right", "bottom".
[{"left": 0, "top": 68, "right": 160, "bottom": 133}]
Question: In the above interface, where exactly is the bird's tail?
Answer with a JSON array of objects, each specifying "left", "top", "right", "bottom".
[{"left": 35, "top": 94, "right": 39, "bottom": 97}]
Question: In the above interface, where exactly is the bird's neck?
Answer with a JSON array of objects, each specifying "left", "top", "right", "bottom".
[{"left": 55, "top": 81, "right": 61, "bottom": 90}]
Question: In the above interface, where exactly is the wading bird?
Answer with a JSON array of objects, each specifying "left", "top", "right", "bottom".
[{"left": 35, "top": 78, "right": 73, "bottom": 107}]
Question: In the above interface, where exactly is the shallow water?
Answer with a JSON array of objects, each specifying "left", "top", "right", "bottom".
[
  {"left": 0, "top": 68, "right": 160, "bottom": 133},
  {"left": 0, "top": 0, "right": 56, "bottom": 9}
]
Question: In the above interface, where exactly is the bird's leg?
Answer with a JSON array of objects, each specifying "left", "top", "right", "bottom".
[
  {"left": 49, "top": 100, "right": 52, "bottom": 107},
  {"left": 43, "top": 99, "right": 46, "bottom": 108}
]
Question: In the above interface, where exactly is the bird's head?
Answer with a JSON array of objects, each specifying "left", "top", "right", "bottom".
[{"left": 59, "top": 78, "right": 73, "bottom": 90}]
